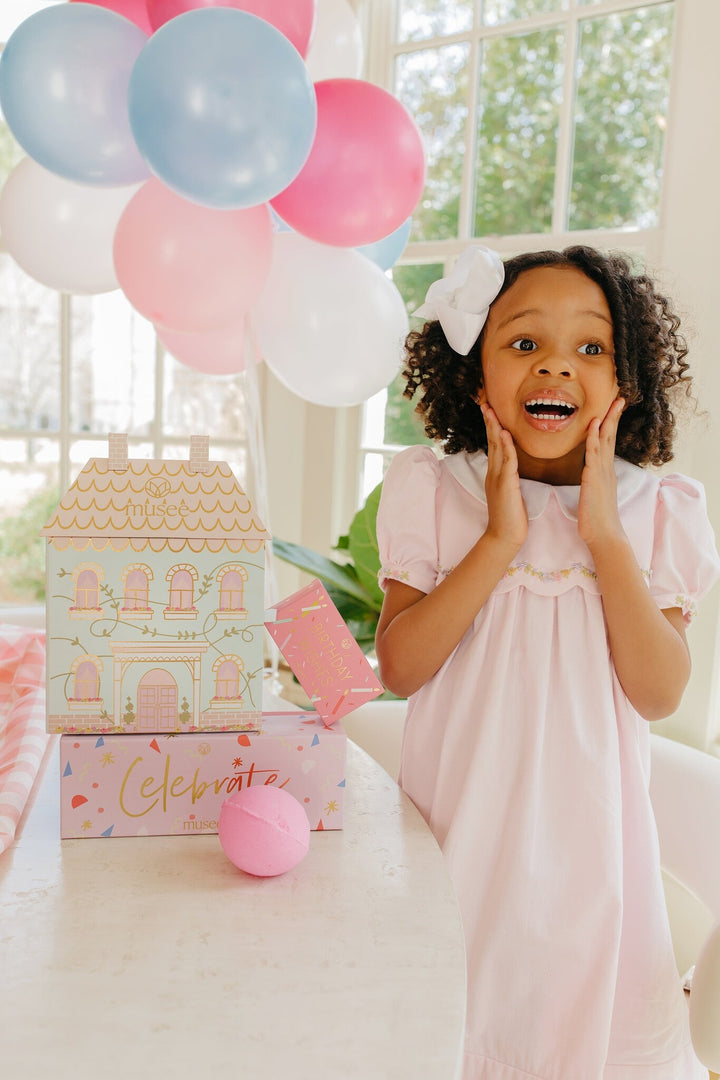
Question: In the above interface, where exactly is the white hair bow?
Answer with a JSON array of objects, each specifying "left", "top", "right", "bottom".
[{"left": 412, "top": 245, "right": 505, "bottom": 355}]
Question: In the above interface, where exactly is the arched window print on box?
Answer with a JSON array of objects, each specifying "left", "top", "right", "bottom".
[
  {"left": 70, "top": 564, "right": 104, "bottom": 616},
  {"left": 42, "top": 435, "right": 268, "bottom": 734},
  {"left": 165, "top": 564, "right": 198, "bottom": 619},
  {"left": 216, "top": 564, "right": 248, "bottom": 619},
  {"left": 67, "top": 654, "right": 104, "bottom": 714},
  {"left": 120, "top": 564, "right": 153, "bottom": 618}
]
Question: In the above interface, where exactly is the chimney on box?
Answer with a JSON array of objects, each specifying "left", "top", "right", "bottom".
[
  {"left": 189, "top": 435, "right": 212, "bottom": 474},
  {"left": 108, "top": 433, "right": 128, "bottom": 472}
]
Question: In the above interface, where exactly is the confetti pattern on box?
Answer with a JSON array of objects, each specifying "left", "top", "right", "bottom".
[
  {"left": 265, "top": 579, "right": 383, "bottom": 726},
  {"left": 59, "top": 713, "right": 346, "bottom": 838}
]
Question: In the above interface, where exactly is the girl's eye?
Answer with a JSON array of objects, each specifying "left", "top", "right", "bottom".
[
  {"left": 510, "top": 338, "right": 537, "bottom": 352},
  {"left": 578, "top": 342, "right": 604, "bottom": 356}
]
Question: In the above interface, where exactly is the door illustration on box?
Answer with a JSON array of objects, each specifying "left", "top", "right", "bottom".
[{"left": 137, "top": 669, "right": 178, "bottom": 730}]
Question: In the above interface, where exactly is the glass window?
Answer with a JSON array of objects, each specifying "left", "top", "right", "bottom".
[
  {"left": 70, "top": 292, "right": 156, "bottom": 435},
  {"left": 569, "top": 3, "right": 674, "bottom": 231},
  {"left": 358, "top": 0, "right": 676, "bottom": 501},
  {"left": 482, "top": 0, "right": 568, "bottom": 27},
  {"left": 397, "top": 0, "right": 473, "bottom": 44},
  {"left": 395, "top": 44, "right": 470, "bottom": 242},
  {"left": 474, "top": 27, "right": 565, "bottom": 236},
  {"left": 0, "top": 257, "right": 61, "bottom": 432}
]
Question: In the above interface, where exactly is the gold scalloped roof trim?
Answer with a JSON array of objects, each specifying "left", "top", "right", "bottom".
[
  {"left": 48, "top": 536, "right": 265, "bottom": 554},
  {"left": 43, "top": 458, "right": 269, "bottom": 541}
]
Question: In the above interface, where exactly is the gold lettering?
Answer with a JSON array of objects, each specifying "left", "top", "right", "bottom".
[
  {"left": 118, "top": 753, "right": 291, "bottom": 818},
  {"left": 120, "top": 756, "right": 160, "bottom": 817}
]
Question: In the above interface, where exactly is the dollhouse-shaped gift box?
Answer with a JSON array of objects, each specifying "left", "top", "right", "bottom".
[
  {"left": 57, "top": 573, "right": 384, "bottom": 839},
  {"left": 42, "top": 434, "right": 268, "bottom": 735}
]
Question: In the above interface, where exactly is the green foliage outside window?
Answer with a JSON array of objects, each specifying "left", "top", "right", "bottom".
[
  {"left": 0, "top": 485, "right": 59, "bottom": 604},
  {"left": 474, "top": 27, "right": 564, "bottom": 236},
  {"left": 570, "top": 5, "right": 673, "bottom": 230},
  {"left": 394, "top": 3, "right": 673, "bottom": 242},
  {"left": 383, "top": 263, "right": 444, "bottom": 448}
]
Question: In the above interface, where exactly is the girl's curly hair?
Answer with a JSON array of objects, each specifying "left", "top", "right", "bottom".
[{"left": 403, "top": 245, "right": 691, "bottom": 465}]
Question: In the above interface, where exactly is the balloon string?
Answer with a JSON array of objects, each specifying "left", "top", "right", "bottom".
[{"left": 243, "top": 315, "right": 282, "bottom": 690}]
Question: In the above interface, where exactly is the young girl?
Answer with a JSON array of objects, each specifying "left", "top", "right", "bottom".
[{"left": 375, "top": 245, "right": 720, "bottom": 1080}]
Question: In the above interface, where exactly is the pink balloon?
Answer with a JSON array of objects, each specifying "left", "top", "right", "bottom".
[
  {"left": 113, "top": 178, "right": 273, "bottom": 332},
  {"left": 271, "top": 79, "right": 426, "bottom": 248},
  {"left": 145, "top": 0, "right": 316, "bottom": 56},
  {"left": 70, "top": 0, "right": 153, "bottom": 35},
  {"left": 157, "top": 320, "right": 248, "bottom": 375}
]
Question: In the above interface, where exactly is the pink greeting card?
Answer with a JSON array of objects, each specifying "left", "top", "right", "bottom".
[{"left": 265, "top": 579, "right": 383, "bottom": 726}]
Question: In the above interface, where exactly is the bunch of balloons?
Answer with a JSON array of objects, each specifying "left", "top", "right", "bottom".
[{"left": 0, "top": 0, "right": 424, "bottom": 406}]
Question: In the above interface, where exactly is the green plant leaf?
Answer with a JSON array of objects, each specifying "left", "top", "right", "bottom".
[
  {"left": 271, "top": 537, "right": 376, "bottom": 606},
  {"left": 346, "top": 481, "right": 384, "bottom": 607}
]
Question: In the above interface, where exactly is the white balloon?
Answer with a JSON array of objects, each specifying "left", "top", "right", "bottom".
[
  {"left": 0, "top": 156, "right": 140, "bottom": 294},
  {"left": 254, "top": 233, "right": 408, "bottom": 407},
  {"left": 305, "top": 0, "right": 363, "bottom": 82}
]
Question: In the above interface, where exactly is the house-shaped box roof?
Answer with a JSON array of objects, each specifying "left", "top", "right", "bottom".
[{"left": 42, "top": 435, "right": 268, "bottom": 544}]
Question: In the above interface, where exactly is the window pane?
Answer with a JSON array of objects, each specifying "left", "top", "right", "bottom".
[
  {"left": 361, "top": 448, "right": 387, "bottom": 497},
  {"left": 569, "top": 3, "right": 673, "bottom": 231},
  {"left": 383, "top": 263, "right": 443, "bottom": 446},
  {"left": 162, "top": 354, "right": 247, "bottom": 444},
  {"left": 393, "top": 262, "right": 444, "bottom": 314},
  {"left": 397, "top": 0, "right": 473, "bottom": 44},
  {"left": 482, "top": 0, "right": 567, "bottom": 28},
  {"left": 71, "top": 292, "right": 156, "bottom": 434},
  {"left": 395, "top": 44, "right": 470, "bottom": 242},
  {"left": 0, "top": 256, "right": 61, "bottom": 430},
  {"left": 474, "top": 27, "right": 565, "bottom": 236},
  {"left": 0, "top": 441, "right": 59, "bottom": 604}
]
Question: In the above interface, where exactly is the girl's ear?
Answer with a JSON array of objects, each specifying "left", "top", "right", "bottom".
[{"left": 475, "top": 386, "right": 488, "bottom": 406}]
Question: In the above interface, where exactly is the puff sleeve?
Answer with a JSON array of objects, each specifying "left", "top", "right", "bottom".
[
  {"left": 376, "top": 445, "right": 441, "bottom": 596},
  {"left": 649, "top": 474, "right": 720, "bottom": 622}
]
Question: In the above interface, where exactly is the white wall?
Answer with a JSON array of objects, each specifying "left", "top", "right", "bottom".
[{"left": 653, "top": 0, "right": 720, "bottom": 751}]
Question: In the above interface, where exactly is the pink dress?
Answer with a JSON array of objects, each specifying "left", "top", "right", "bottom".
[{"left": 377, "top": 446, "right": 720, "bottom": 1080}]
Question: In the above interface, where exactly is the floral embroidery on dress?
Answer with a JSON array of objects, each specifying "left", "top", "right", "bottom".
[
  {"left": 503, "top": 562, "right": 652, "bottom": 585},
  {"left": 504, "top": 560, "right": 598, "bottom": 583},
  {"left": 675, "top": 594, "right": 697, "bottom": 621},
  {"left": 379, "top": 565, "right": 411, "bottom": 583}
]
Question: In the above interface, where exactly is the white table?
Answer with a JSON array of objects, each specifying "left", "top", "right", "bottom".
[{"left": 0, "top": 738, "right": 466, "bottom": 1080}]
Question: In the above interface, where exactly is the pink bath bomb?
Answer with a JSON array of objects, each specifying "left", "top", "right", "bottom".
[{"left": 218, "top": 786, "right": 310, "bottom": 877}]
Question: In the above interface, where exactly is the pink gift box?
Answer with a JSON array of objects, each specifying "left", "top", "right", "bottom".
[
  {"left": 60, "top": 712, "right": 346, "bottom": 838},
  {"left": 265, "top": 579, "right": 383, "bottom": 726}
]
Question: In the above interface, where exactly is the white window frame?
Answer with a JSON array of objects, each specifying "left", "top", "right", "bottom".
[{"left": 358, "top": 0, "right": 675, "bottom": 498}]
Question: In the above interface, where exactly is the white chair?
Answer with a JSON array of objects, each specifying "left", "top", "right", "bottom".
[
  {"left": 649, "top": 732, "right": 720, "bottom": 1074},
  {"left": 344, "top": 702, "right": 720, "bottom": 1073}
]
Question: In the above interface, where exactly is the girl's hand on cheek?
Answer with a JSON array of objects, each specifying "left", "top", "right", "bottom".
[
  {"left": 481, "top": 404, "right": 528, "bottom": 551},
  {"left": 578, "top": 397, "right": 625, "bottom": 549}
]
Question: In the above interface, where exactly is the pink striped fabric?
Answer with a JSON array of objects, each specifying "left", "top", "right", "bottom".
[{"left": 0, "top": 625, "right": 48, "bottom": 855}]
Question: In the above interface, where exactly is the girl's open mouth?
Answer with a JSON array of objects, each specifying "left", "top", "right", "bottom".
[{"left": 523, "top": 397, "right": 578, "bottom": 430}]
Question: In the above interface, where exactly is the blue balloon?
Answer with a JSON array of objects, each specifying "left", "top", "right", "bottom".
[
  {"left": 0, "top": 4, "right": 150, "bottom": 186},
  {"left": 356, "top": 218, "right": 412, "bottom": 271},
  {"left": 128, "top": 9, "right": 318, "bottom": 210}
]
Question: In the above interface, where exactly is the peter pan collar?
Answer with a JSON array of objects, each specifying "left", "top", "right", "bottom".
[{"left": 442, "top": 450, "right": 649, "bottom": 521}]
